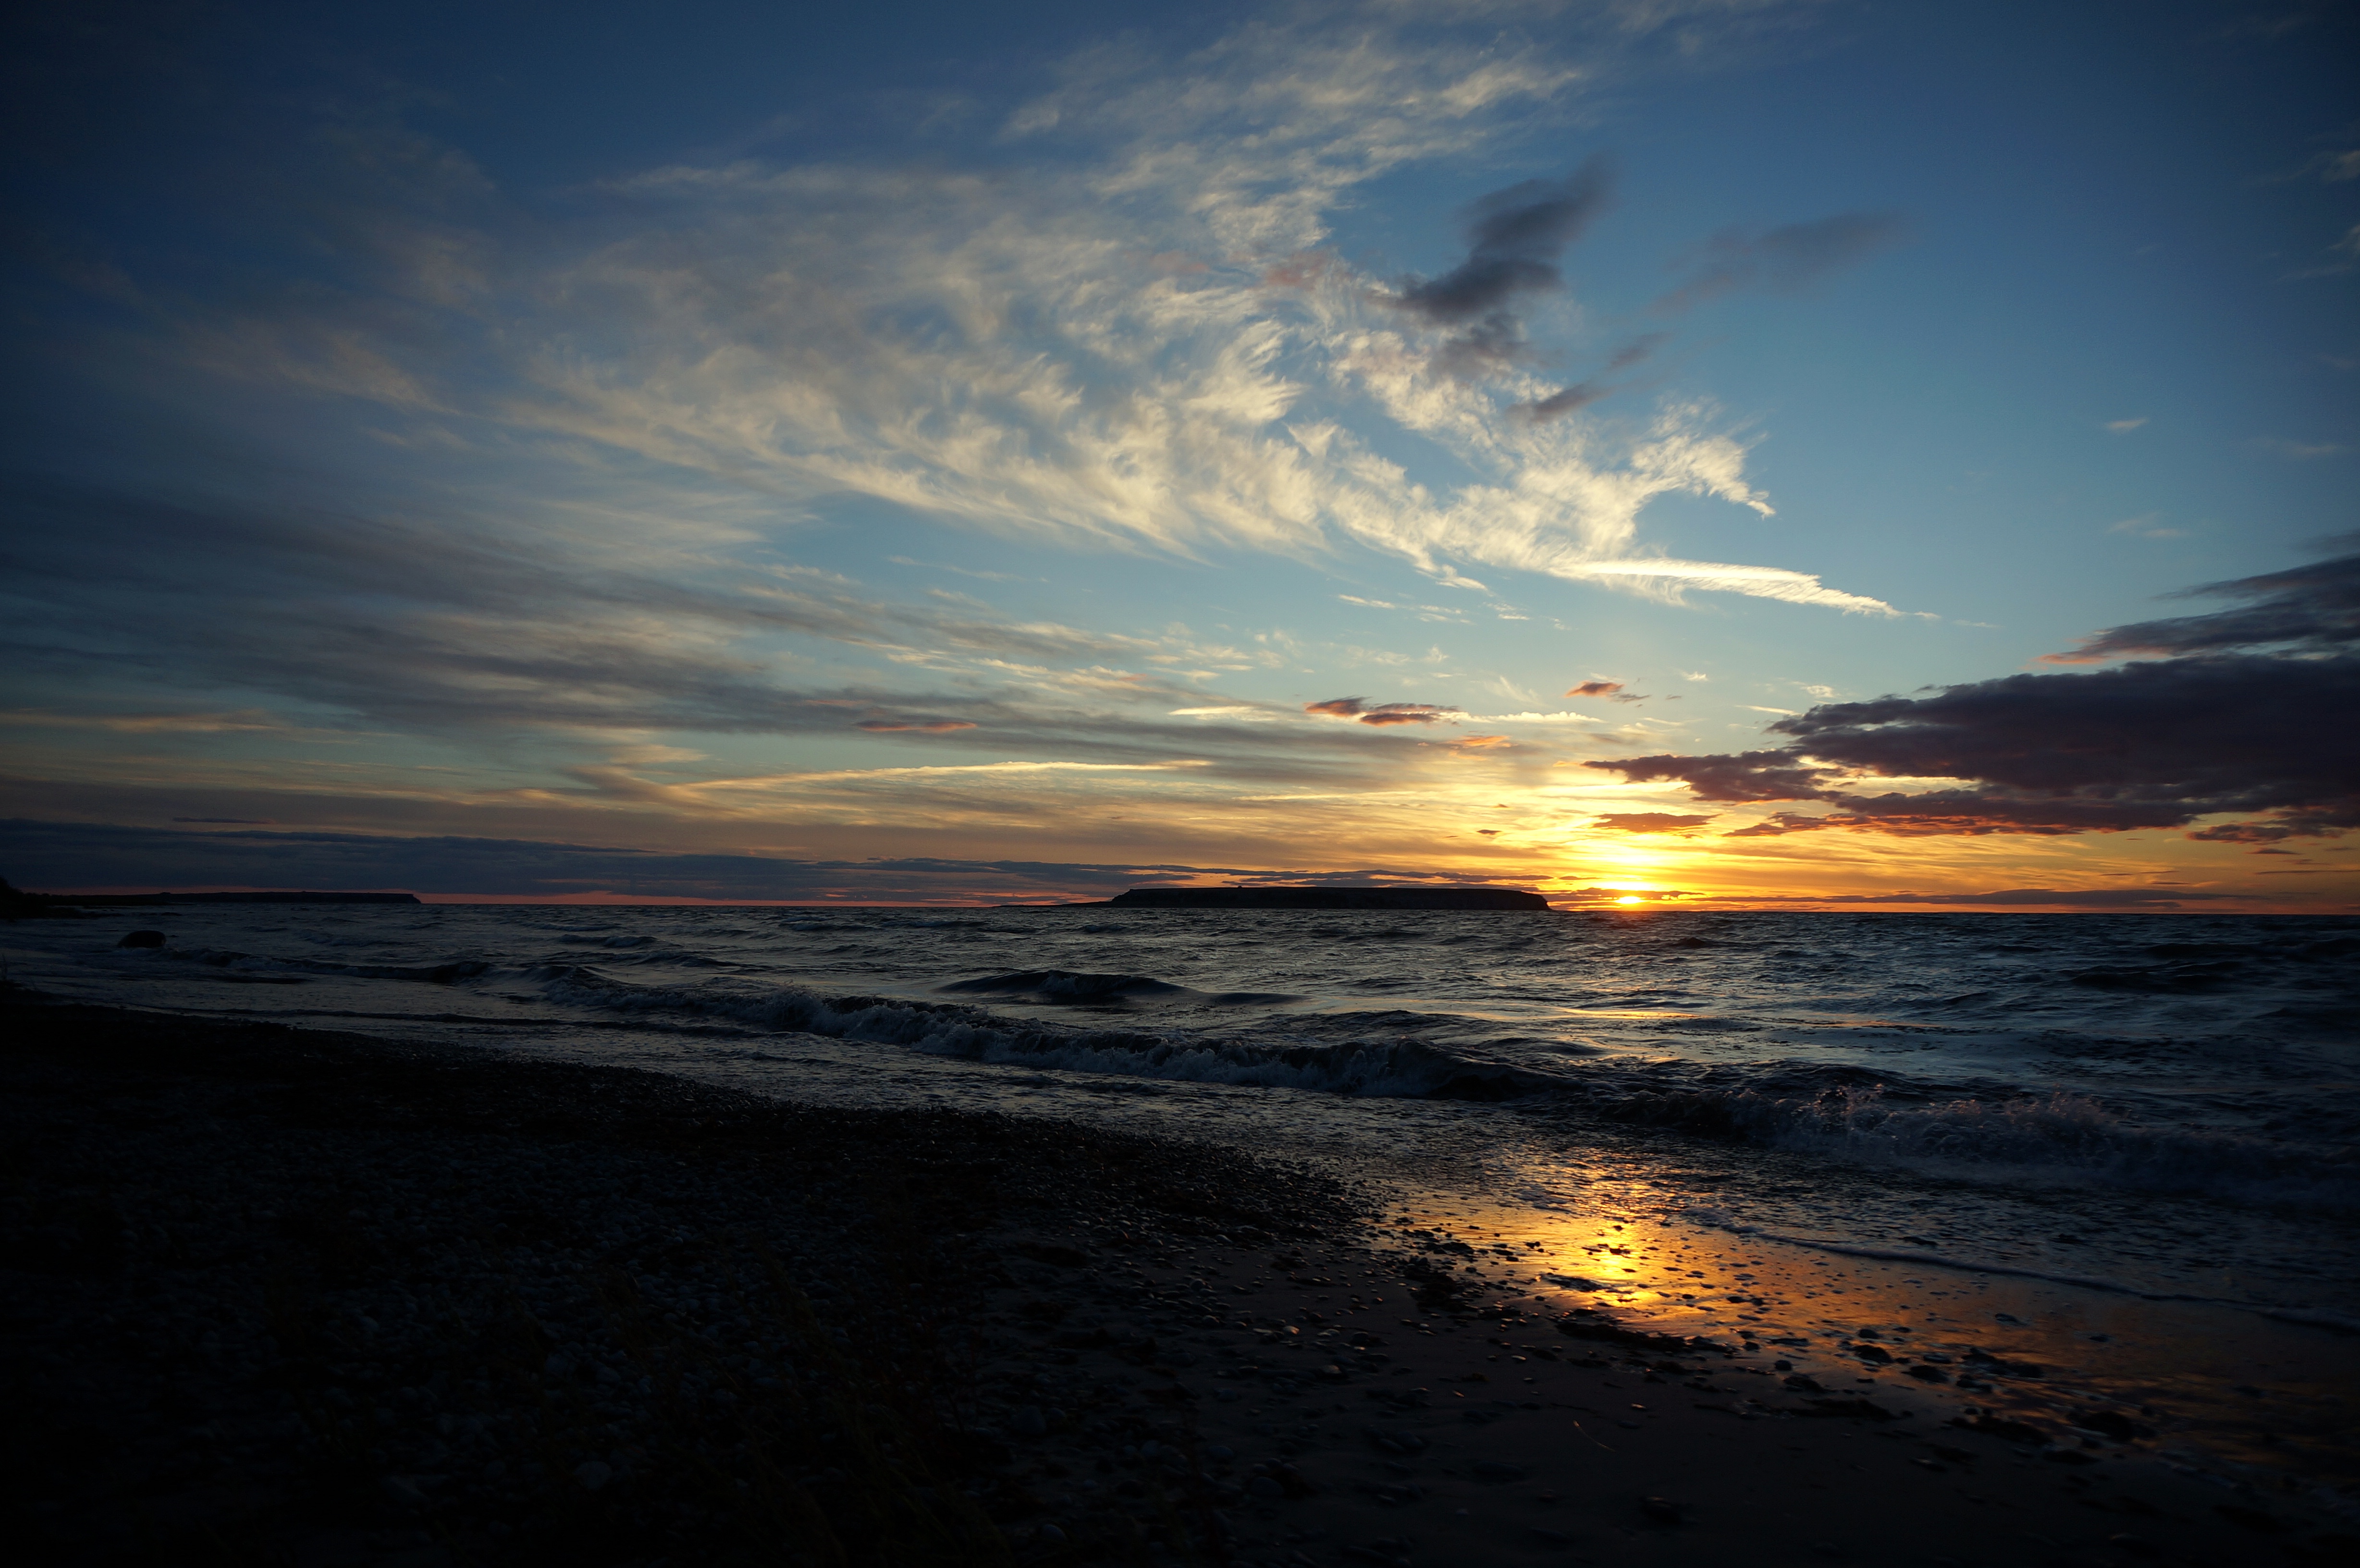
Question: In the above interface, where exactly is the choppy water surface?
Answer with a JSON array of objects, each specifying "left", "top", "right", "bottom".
[{"left": 11, "top": 905, "right": 2359, "bottom": 1323}]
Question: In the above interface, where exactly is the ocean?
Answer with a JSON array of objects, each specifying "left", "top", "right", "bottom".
[{"left": 12, "top": 902, "right": 2356, "bottom": 1324}]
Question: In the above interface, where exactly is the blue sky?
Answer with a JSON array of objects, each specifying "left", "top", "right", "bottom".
[{"left": 3, "top": 1, "right": 2353, "bottom": 905}]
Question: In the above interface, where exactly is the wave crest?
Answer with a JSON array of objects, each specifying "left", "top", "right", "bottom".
[{"left": 540, "top": 971, "right": 1549, "bottom": 1098}]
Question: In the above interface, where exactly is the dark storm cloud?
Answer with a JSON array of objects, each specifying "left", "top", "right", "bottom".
[
  {"left": 1389, "top": 159, "right": 1615, "bottom": 324},
  {"left": 1516, "top": 378, "right": 1610, "bottom": 421},
  {"left": 1386, "top": 159, "right": 1613, "bottom": 383},
  {"left": 1356, "top": 707, "right": 1455, "bottom": 726},
  {"left": 1303, "top": 697, "right": 1461, "bottom": 725},
  {"left": 2043, "top": 538, "right": 2360, "bottom": 662},
  {"left": 1596, "top": 655, "right": 2360, "bottom": 838},
  {"left": 1587, "top": 544, "right": 2360, "bottom": 842},
  {"left": 1652, "top": 212, "right": 1909, "bottom": 314},
  {"left": 1428, "top": 313, "right": 1537, "bottom": 380},
  {"left": 1514, "top": 333, "right": 1668, "bottom": 421}
]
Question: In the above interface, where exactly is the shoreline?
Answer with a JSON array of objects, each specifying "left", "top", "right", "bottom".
[{"left": 6, "top": 993, "right": 2352, "bottom": 1566}]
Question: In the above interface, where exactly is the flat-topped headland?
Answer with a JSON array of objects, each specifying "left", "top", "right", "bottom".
[{"left": 1100, "top": 885, "right": 1548, "bottom": 910}]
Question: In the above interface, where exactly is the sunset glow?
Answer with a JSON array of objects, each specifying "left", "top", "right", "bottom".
[{"left": 1, "top": 3, "right": 2349, "bottom": 911}]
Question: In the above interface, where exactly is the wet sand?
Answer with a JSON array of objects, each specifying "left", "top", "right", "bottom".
[
  {"left": 1374, "top": 1195, "right": 2360, "bottom": 1490},
  {"left": 5, "top": 994, "right": 2351, "bottom": 1566}
]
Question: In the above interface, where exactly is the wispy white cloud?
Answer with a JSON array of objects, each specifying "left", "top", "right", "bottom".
[
  {"left": 2286, "top": 223, "right": 2360, "bottom": 279},
  {"left": 2252, "top": 436, "right": 2348, "bottom": 459},
  {"left": 1463, "top": 709, "right": 1610, "bottom": 724},
  {"left": 155, "top": 3, "right": 1891, "bottom": 621}
]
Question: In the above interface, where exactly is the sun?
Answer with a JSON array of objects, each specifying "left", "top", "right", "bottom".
[{"left": 1614, "top": 895, "right": 1645, "bottom": 906}]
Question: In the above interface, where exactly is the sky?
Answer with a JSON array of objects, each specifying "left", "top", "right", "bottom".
[{"left": 2, "top": 0, "right": 2354, "bottom": 909}]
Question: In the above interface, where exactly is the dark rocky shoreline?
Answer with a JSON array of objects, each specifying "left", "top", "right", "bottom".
[{"left": 2, "top": 994, "right": 1364, "bottom": 1566}]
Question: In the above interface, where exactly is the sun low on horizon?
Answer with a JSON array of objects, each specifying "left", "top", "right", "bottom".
[{"left": 1, "top": 0, "right": 2353, "bottom": 912}]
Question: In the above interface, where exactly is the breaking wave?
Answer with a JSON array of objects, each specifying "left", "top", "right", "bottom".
[
  {"left": 533, "top": 967, "right": 2360, "bottom": 1207},
  {"left": 106, "top": 915, "right": 2360, "bottom": 1216},
  {"left": 539, "top": 969, "right": 1552, "bottom": 1099},
  {"left": 938, "top": 969, "right": 1185, "bottom": 1000}
]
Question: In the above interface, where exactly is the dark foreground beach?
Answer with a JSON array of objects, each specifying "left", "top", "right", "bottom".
[{"left": 5, "top": 992, "right": 2350, "bottom": 1567}]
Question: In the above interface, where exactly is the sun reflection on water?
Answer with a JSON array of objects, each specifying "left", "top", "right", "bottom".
[{"left": 1370, "top": 1172, "right": 2360, "bottom": 1486}]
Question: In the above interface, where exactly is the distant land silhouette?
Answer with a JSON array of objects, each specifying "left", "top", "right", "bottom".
[{"left": 2, "top": 882, "right": 419, "bottom": 915}]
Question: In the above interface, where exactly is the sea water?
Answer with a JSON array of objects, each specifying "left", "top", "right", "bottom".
[{"left": 12, "top": 904, "right": 2356, "bottom": 1323}]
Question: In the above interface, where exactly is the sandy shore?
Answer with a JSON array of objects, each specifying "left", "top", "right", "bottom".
[{"left": 4, "top": 992, "right": 2350, "bottom": 1566}]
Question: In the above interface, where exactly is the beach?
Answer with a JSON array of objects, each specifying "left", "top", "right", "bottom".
[
  {"left": 8, "top": 991, "right": 2353, "bottom": 1567},
  {"left": 10, "top": 5, "right": 2354, "bottom": 1562}
]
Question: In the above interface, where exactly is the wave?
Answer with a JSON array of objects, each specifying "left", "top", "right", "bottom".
[
  {"left": 534, "top": 968, "right": 2360, "bottom": 1208},
  {"left": 934, "top": 968, "right": 1304, "bottom": 1008},
  {"left": 157, "top": 947, "right": 492, "bottom": 984},
  {"left": 938, "top": 969, "right": 1184, "bottom": 1001},
  {"left": 536, "top": 970, "right": 1552, "bottom": 1099}
]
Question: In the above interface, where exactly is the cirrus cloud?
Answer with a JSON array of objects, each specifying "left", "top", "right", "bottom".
[{"left": 70, "top": 5, "right": 1899, "bottom": 623}]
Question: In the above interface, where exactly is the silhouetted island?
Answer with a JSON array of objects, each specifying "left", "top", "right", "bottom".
[{"left": 1099, "top": 885, "right": 1549, "bottom": 910}]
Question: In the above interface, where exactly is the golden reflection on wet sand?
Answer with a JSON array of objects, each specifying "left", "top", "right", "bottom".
[{"left": 1375, "top": 1186, "right": 2360, "bottom": 1488}]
